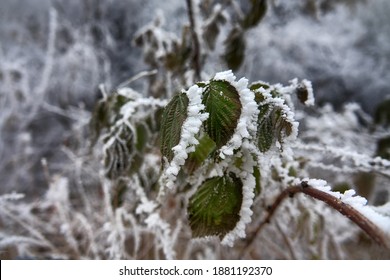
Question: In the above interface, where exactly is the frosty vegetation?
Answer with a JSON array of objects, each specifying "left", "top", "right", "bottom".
[{"left": 1, "top": 0, "right": 390, "bottom": 259}]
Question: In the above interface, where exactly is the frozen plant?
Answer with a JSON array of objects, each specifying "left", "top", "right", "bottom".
[
  {"left": 87, "top": 68, "right": 390, "bottom": 259},
  {"left": 1, "top": 0, "right": 390, "bottom": 260}
]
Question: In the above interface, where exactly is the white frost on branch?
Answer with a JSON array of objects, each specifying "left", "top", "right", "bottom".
[
  {"left": 118, "top": 89, "right": 168, "bottom": 122},
  {"left": 301, "top": 79, "right": 315, "bottom": 106},
  {"left": 288, "top": 78, "right": 315, "bottom": 106},
  {"left": 145, "top": 213, "right": 176, "bottom": 260},
  {"left": 102, "top": 89, "right": 167, "bottom": 159},
  {"left": 303, "top": 178, "right": 390, "bottom": 245},
  {"left": 0, "top": 192, "right": 25, "bottom": 202}
]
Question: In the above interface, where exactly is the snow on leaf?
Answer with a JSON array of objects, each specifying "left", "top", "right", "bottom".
[
  {"left": 209, "top": 71, "right": 258, "bottom": 159},
  {"left": 159, "top": 85, "right": 208, "bottom": 193},
  {"left": 221, "top": 145, "right": 256, "bottom": 246},
  {"left": 160, "top": 92, "right": 189, "bottom": 162}
]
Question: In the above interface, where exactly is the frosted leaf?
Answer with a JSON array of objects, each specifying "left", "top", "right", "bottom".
[
  {"left": 188, "top": 174, "right": 243, "bottom": 239},
  {"left": 159, "top": 84, "right": 208, "bottom": 194},
  {"left": 221, "top": 172, "right": 255, "bottom": 246},
  {"left": 210, "top": 72, "right": 258, "bottom": 159},
  {"left": 202, "top": 79, "right": 242, "bottom": 149}
]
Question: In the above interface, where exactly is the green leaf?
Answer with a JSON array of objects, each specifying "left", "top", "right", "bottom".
[
  {"left": 104, "top": 125, "right": 134, "bottom": 179},
  {"left": 188, "top": 173, "right": 243, "bottom": 239},
  {"left": 256, "top": 100, "right": 294, "bottom": 152},
  {"left": 257, "top": 104, "right": 274, "bottom": 152},
  {"left": 250, "top": 81, "right": 270, "bottom": 92},
  {"left": 160, "top": 92, "right": 189, "bottom": 161},
  {"left": 273, "top": 108, "right": 294, "bottom": 143},
  {"left": 241, "top": 0, "right": 267, "bottom": 29},
  {"left": 135, "top": 123, "right": 148, "bottom": 152},
  {"left": 253, "top": 166, "right": 262, "bottom": 196},
  {"left": 90, "top": 93, "right": 131, "bottom": 144},
  {"left": 184, "top": 134, "right": 216, "bottom": 174},
  {"left": 223, "top": 26, "right": 246, "bottom": 71},
  {"left": 202, "top": 80, "right": 242, "bottom": 149}
]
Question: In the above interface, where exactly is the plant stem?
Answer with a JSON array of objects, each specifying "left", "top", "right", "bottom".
[
  {"left": 186, "top": 0, "right": 201, "bottom": 81},
  {"left": 241, "top": 181, "right": 388, "bottom": 258}
]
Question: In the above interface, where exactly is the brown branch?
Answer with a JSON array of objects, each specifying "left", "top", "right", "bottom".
[
  {"left": 240, "top": 181, "right": 388, "bottom": 258},
  {"left": 186, "top": 0, "right": 201, "bottom": 81}
]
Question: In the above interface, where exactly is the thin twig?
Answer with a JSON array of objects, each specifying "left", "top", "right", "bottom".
[
  {"left": 240, "top": 181, "right": 389, "bottom": 258},
  {"left": 186, "top": 0, "right": 201, "bottom": 81},
  {"left": 274, "top": 219, "right": 297, "bottom": 260}
]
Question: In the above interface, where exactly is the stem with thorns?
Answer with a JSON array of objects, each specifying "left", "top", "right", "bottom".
[{"left": 241, "top": 181, "right": 388, "bottom": 258}]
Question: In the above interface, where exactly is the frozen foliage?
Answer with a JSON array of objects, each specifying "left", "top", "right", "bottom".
[
  {"left": 159, "top": 84, "right": 208, "bottom": 193},
  {"left": 221, "top": 146, "right": 256, "bottom": 247},
  {"left": 214, "top": 70, "right": 258, "bottom": 159},
  {"left": 1, "top": 0, "right": 390, "bottom": 260}
]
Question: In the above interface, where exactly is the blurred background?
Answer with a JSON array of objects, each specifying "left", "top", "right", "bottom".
[{"left": 1, "top": 0, "right": 389, "bottom": 197}]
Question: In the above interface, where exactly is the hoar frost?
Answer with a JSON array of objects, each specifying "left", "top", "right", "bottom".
[
  {"left": 160, "top": 85, "right": 209, "bottom": 192},
  {"left": 221, "top": 144, "right": 257, "bottom": 246},
  {"left": 302, "top": 178, "right": 390, "bottom": 246},
  {"left": 214, "top": 70, "right": 259, "bottom": 159}
]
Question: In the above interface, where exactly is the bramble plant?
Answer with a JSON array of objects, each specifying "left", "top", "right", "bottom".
[
  {"left": 1, "top": 0, "right": 390, "bottom": 260},
  {"left": 92, "top": 69, "right": 390, "bottom": 255}
]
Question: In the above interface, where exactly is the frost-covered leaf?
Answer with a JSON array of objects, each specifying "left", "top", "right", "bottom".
[
  {"left": 241, "top": 0, "right": 267, "bottom": 29},
  {"left": 274, "top": 108, "right": 294, "bottom": 141},
  {"left": 188, "top": 173, "right": 243, "bottom": 239},
  {"left": 160, "top": 92, "right": 189, "bottom": 161},
  {"left": 135, "top": 123, "right": 148, "bottom": 152},
  {"left": 296, "top": 84, "right": 310, "bottom": 105},
  {"left": 104, "top": 125, "right": 134, "bottom": 179},
  {"left": 184, "top": 134, "right": 216, "bottom": 174},
  {"left": 90, "top": 93, "right": 131, "bottom": 144},
  {"left": 256, "top": 103, "right": 294, "bottom": 152},
  {"left": 223, "top": 26, "right": 246, "bottom": 71},
  {"left": 295, "top": 80, "right": 315, "bottom": 106},
  {"left": 250, "top": 81, "right": 270, "bottom": 92},
  {"left": 202, "top": 80, "right": 242, "bottom": 149},
  {"left": 257, "top": 104, "right": 274, "bottom": 152}
]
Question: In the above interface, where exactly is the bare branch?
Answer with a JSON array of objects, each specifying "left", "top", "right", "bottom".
[
  {"left": 186, "top": 0, "right": 201, "bottom": 81},
  {"left": 241, "top": 181, "right": 389, "bottom": 258}
]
